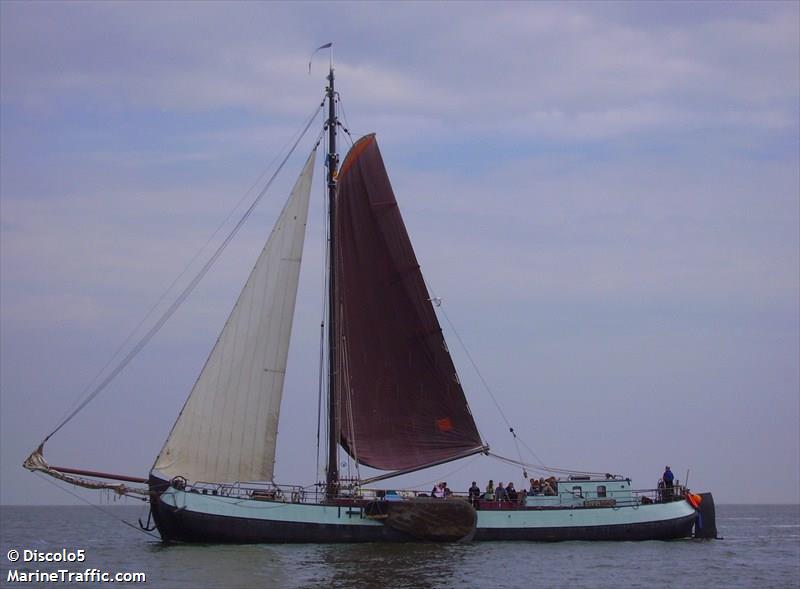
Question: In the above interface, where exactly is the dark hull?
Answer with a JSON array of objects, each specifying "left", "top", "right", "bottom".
[
  {"left": 152, "top": 500, "right": 410, "bottom": 543},
  {"left": 149, "top": 477, "right": 697, "bottom": 544}
]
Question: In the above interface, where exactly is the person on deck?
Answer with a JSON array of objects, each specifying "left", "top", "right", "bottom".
[
  {"left": 468, "top": 481, "right": 481, "bottom": 505},
  {"left": 662, "top": 466, "right": 674, "bottom": 501},
  {"left": 485, "top": 479, "right": 495, "bottom": 501},
  {"left": 507, "top": 482, "right": 518, "bottom": 502},
  {"left": 496, "top": 482, "right": 508, "bottom": 502},
  {"left": 432, "top": 483, "right": 445, "bottom": 498}
]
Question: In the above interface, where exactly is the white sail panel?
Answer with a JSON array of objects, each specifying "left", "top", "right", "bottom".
[{"left": 153, "top": 151, "right": 315, "bottom": 484}]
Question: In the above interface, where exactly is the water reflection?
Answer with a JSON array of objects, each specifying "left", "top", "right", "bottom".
[
  {"left": 305, "top": 542, "right": 471, "bottom": 589},
  {"left": 144, "top": 541, "right": 471, "bottom": 589}
]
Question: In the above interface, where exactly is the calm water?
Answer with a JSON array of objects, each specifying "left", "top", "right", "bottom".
[{"left": 1, "top": 503, "right": 798, "bottom": 588}]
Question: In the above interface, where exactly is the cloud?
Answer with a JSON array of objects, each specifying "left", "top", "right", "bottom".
[
  {"left": 3, "top": 2, "right": 797, "bottom": 133},
  {"left": 393, "top": 151, "right": 799, "bottom": 309},
  {"left": 1, "top": 1, "right": 797, "bottom": 505}
]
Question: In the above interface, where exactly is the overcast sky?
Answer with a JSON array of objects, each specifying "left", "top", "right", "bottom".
[{"left": 1, "top": 1, "right": 798, "bottom": 506}]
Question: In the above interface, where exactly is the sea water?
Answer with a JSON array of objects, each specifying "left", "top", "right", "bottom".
[{"left": 1, "top": 503, "right": 798, "bottom": 588}]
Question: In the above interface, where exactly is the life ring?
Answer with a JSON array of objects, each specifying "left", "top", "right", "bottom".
[{"left": 687, "top": 492, "right": 702, "bottom": 509}]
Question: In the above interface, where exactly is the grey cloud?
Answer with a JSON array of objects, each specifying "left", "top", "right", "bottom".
[{"left": 1, "top": 1, "right": 797, "bottom": 505}]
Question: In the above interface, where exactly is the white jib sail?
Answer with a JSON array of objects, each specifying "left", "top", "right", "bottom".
[{"left": 153, "top": 150, "right": 316, "bottom": 484}]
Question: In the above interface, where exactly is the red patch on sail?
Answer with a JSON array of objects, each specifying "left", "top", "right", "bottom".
[{"left": 436, "top": 417, "right": 453, "bottom": 432}]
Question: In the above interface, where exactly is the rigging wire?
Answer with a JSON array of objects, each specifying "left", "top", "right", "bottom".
[
  {"left": 424, "top": 279, "right": 534, "bottom": 472},
  {"left": 340, "top": 333, "right": 361, "bottom": 483},
  {"left": 424, "top": 280, "right": 604, "bottom": 478},
  {"left": 33, "top": 473, "right": 160, "bottom": 540},
  {"left": 335, "top": 92, "right": 355, "bottom": 147},
  {"left": 43, "top": 98, "right": 326, "bottom": 443},
  {"left": 52, "top": 113, "right": 317, "bottom": 433},
  {"left": 330, "top": 92, "right": 359, "bottom": 483},
  {"left": 316, "top": 115, "right": 331, "bottom": 483},
  {"left": 488, "top": 452, "right": 616, "bottom": 478},
  {"left": 402, "top": 454, "right": 480, "bottom": 491},
  {"left": 315, "top": 322, "right": 325, "bottom": 482}
]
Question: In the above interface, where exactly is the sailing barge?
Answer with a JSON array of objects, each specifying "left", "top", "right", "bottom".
[{"left": 25, "top": 57, "right": 717, "bottom": 543}]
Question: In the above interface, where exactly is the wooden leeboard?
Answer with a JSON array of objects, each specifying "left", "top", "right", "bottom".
[{"left": 384, "top": 498, "right": 477, "bottom": 542}]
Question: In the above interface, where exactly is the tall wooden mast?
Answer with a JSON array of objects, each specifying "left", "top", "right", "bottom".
[{"left": 325, "top": 64, "right": 339, "bottom": 499}]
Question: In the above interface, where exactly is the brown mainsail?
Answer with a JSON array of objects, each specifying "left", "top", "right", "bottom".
[{"left": 334, "top": 134, "right": 485, "bottom": 471}]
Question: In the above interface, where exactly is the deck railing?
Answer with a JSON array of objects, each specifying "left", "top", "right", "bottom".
[{"left": 176, "top": 478, "right": 690, "bottom": 509}]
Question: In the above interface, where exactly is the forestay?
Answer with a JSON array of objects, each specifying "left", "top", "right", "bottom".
[{"left": 153, "top": 150, "right": 316, "bottom": 484}]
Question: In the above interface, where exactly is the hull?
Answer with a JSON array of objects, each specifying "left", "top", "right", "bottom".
[{"left": 149, "top": 477, "right": 698, "bottom": 543}]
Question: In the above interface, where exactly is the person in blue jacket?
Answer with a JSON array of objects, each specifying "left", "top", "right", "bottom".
[{"left": 662, "top": 466, "right": 675, "bottom": 501}]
